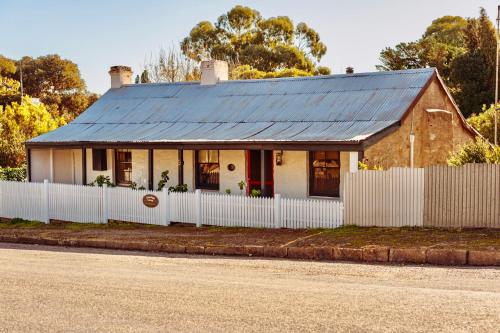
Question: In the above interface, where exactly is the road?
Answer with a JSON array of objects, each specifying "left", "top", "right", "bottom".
[{"left": 0, "top": 243, "right": 498, "bottom": 333}]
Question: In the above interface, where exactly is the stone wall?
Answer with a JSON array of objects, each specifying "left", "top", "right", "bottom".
[{"left": 364, "top": 77, "right": 474, "bottom": 168}]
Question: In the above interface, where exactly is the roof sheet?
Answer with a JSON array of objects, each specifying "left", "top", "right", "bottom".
[{"left": 30, "top": 68, "right": 435, "bottom": 144}]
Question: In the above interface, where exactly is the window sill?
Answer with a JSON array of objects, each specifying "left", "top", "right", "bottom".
[{"left": 307, "top": 195, "right": 341, "bottom": 201}]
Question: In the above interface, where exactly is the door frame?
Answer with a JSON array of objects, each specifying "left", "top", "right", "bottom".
[{"left": 246, "top": 150, "right": 274, "bottom": 197}]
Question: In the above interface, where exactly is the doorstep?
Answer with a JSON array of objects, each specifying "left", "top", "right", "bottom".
[{"left": 0, "top": 234, "right": 498, "bottom": 267}]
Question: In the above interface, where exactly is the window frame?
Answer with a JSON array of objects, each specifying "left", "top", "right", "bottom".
[
  {"left": 115, "top": 149, "right": 133, "bottom": 186},
  {"left": 195, "top": 150, "right": 220, "bottom": 190},
  {"left": 309, "top": 151, "right": 341, "bottom": 197}
]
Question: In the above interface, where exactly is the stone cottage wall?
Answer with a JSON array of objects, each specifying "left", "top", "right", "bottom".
[{"left": 363, "top": 77, "right": 474, "bottom": 169}]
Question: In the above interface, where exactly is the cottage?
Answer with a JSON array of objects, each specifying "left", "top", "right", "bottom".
[{"left": 25, "top": 60, "right": 476, "bottom": 199}]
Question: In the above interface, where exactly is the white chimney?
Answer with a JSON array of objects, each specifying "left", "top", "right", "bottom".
[
  {"left": 200, "top": 60, "right": 228, "bottom": 85},
  {"left": 109, "top": 66, "right": 133, "bottom": 88}
]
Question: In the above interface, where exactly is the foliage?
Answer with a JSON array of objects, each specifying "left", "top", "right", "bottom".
[
  {"left": 168, "top": 184, "right": 188, "bottom": 193},
  {"left": 0, "top": 96, "right": 65, "bottom": 167},
  {"left": 129, "top": 182, "right": 146, "bottom": 190},
  {"left": 467, "top": 104, "right": 498, "bottom": 143},
  {"left": 231, "top": 64, "right": 313, "bottom": 80},
  {"left": 447, "top": 137, "right": 500, "bottom": 165},
  {"left": 250, "top": 188, "right": 261, "bottom": 197},
  {"left": 0, "top": 55, "right": 16, "bottom": 76},
  {"left": 2, "top": 54, "right": 99, "bottom": 121},
  {"left": 89, "top": 175, "right": 115, "bottom": 187},
  {"left": 358, "top": 161, "right": 383, "bottom": 171},
  {"left": 157, "top": 170, "right": 170, "bottom": 191},
  {"left": 450, "top": 9, "right": 498, "bottom": 118},
  {"left": 225, "top": 188, "right": 231, "bottom": 195},
  {"left": 237, "top": 180, "right": 246, "bottom": 191},
  {"left": 0, "top": 166, "right": 26, "bottom": 181},
  {"left": 0, "top": 76, "right": 21, "bottom": 106},
  {"left": 181, "top": 5, "right": 329, "bottom": 78},
  {"left": 142, "top": 46, "right": 200, "bottom": 83},
  {"left": 377, "top": 10, "right": 497, "bottom": 117}
]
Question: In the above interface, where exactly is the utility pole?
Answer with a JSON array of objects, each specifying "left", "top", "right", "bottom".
[
  {"left": 495, "top": 5, "right": 500, "bottom": 146},
  {"left": 19, "top": 58, "right": 24, "bottom": 103}
]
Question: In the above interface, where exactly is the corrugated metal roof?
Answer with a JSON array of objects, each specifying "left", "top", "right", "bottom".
[{"left": 30, "top": 68, "right": 435, "bottom": 144}]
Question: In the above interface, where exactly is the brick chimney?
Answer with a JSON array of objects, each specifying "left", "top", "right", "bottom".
[
  {"left": 109, "top": 66, "right": 133, "bottom": 88},
  {"left": 200, "top": 60, "right": 228, "bottom": 85}
]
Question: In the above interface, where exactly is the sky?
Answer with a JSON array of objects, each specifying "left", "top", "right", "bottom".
[{"left": 1, "top": 0, "right": 499, "bottom": 94}]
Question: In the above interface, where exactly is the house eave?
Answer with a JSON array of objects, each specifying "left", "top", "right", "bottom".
[{"left": 25, "top": 140, "right": 366, "bottom": 151}]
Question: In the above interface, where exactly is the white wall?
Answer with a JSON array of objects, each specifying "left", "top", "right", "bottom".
[
  {"left": 219, "top": 150, "right": 246, "bottom": 194},
  {"left": 53, "top": 149, "right": 82, "bottom": 184},
  {"left": 153, "top": 149, "right": 178, "bottom": 190},
  {"left": 30, "top": 149, "right": 51, "bottom": 183},
  {"left": 86, "top": 149, "right": 114, "bottom": 185},
  {"left": 130, "top": 149, "right": 148, "bottom": 188},
  {"left": 273, "top": 151, "right": 308, "bottom": 198}
]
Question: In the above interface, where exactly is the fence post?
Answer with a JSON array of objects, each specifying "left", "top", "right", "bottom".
[
  {"left": 274, "top": 193, "right": 281, "bottom": 228},
  {"left": 163, "top": 187, "right": 170, "bottom": 226},
  {"left": 102, "top": 184, "right": 108, "bottom": 224},
  {"left": 43, "top": 179, "right": 50, "bottom": 224},
  {"left": 195, "top": 189, "right": 202, "bottom": 227}
]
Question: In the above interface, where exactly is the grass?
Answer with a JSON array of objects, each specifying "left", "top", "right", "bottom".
[
  {"left": 0, "top": 218, "right": 45, "bottom": 229},
  {"left": 0, "top": 219, "right": 165, "bottom": 231},
  {"left": 304, "top": 225, "right": 500, "bottom": 249},
  {"left": 0, "top": 219, "right": 498, "bottom": 250}
]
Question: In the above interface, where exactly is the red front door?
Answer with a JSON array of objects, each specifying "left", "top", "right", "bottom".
[{"left": 246, "top": 150, "right": 274, "bottom": 197}]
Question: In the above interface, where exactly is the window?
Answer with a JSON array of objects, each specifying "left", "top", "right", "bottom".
[
  {"left": 309, "top": 151, "right": 341, "bottom": 197},
  {"left": 92, "top": 149, "right": 107, "bottom": 171},
  {"left": 196, "top": 150, "right": 219, "bottom": 190},
  {"left": 115, "top": 150, "right": 132, "bottom": 185}
]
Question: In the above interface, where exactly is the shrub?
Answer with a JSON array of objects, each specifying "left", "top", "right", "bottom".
[
  {"left": 448, "top": 137, "right": 500, "bottom": 166},
  {"left": 250, "top": 189, "right": 261, "bottom": 197},
  {"left": 157, "top": 170, "right": 170, "bottom": 191},
  {"left": 0, "top": 166, "right": 26, "bottom": 181},
  {"left": 358, "top": 161, "right": 383, "bottom": 171},
  {"left": 89, "top": 175, "right": 115, "bottom": 187},
  {"left": 168, "top": 184, "right": 188, "bottom": 193},
  {"left": 467, "top": 104, "right": 497, "bottom": 143}
]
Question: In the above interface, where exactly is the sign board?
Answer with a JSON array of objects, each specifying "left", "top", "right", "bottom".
[{"left": 142, "top": 194, "right": 159, "bottom": 208}]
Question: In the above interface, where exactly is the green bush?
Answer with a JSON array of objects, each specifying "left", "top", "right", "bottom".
[
  {"left": 89, "top": 175, "right": 115, "bottom": 187},
  {"left": 448, "top": 137, "right": 500, "bottom": 166},
  {"left": 0, "top": 166, "right": 27, "bottom": 181},
  {"left": 168, "top": 184, "right": 188, "bottom": 193},
  {"left": 157, "top": 170, "right": 170, "bottom": 190},
  {"left": 250, "top": 189, "right": 261, "bottom": 197}
]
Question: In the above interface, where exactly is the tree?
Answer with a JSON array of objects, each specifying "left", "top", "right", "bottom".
[
  {"left": 377, "top": 42, "right": 428, "bottom": 71},
  {"left": 142, "top": 46, "right": 200, "bottom": 83},
  {"left": 377, "top": 10, "right": 497, "bottom": 117},
  {"left": 447, "top": 137, "right": 500, "bottom": 165},
  {"left": 450, "top": 9, "right": 497, "bottom": 117},
  {"left": 181, "top": 5, "right": 329, "bottom": 78},
  {"left": 0, "top": 95, "right": 65, "bottom": 167},
  {"left": 377, "top": 16, "right": 467, "bottom": 78},
  {"left": 468, "top": 104, "right": 498, "bottom": 143},
  {"left": 1, "top": 54, "right": 98, "bottom": 121},
  {"left": 0, "top": 55, "right": 16, "bottom": 76}
]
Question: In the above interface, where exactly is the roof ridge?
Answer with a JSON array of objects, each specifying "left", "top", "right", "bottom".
[{"left": 120, "top": 68, "right": 436, "bottom": 88}]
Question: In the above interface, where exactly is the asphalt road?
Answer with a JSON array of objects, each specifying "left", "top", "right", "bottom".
[{"left": 0, "top": 243, "right": 498, "bottom": 333}]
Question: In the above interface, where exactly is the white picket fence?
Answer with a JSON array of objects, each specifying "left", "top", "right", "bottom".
[{"left": 0, "top": 180, "right": 344, "bottom": 229}]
